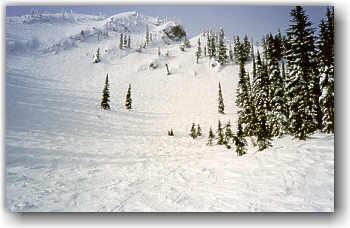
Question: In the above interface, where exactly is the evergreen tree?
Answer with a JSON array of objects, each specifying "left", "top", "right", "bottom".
[
  {"left": 236, "top": 63, "right": 254, "bottom": 135},
  {"left": 197, "top": 124, "right": 202, "bottom": 136},
  {"left": 254, "top": 51, "right": 272, "bottom": 150},
  {"left": 204, "top": 45, "right": 207, "bottom": 56},
  {"left": 207, "top": 35, "right": 212, "bottom": 58},
  {"left": 158, "top": 47, "right": 161, "bottom": 56},
  {"left": 168, "top": 129, "right": 174, "bottom": 136},
  {"left": 234, "top": 118, "right": 247, "bottom": 156},
  {"left": 207, "top": 127, "right": 215, "bottom": 146},
  {"left": 224, "top": 121, "right": 233, "bottom": 146},
  {"left": 119, "top": 33, "right": 123, "bottom": 50},
  {"left": 210, "top": 35, "right": 216, "bottom": 59},
  {"left": 123, "top": 34, "right": 128, "bottom": 48},
  {"left": 196, "top": 37, "right": 202, "bottom": 63},
  {"left": 93, "top": 48, "right": 101, "bottom": 63},
  {"left": 285, "top": 6, "right": 320, "bottom": 139},
  {"left": 127, "top": 35, "right": 131, "bottom": 48},
  {"left": 190, "top": 123, "right": 197, "bottom": 139},
  {"left": 145, "top": 25, "right": 150, "bottom": 45},
  {"left": 216, "top": 120, "right": 224, "bottom": 145},
  {"left": 165, "top": 64, "right": 170, "bottom": 75},
  {"left": 125, "top": 84, "right": 132, "bottom": 110},
  {"left": 318, "top": 7, "right": 335, "bottom": 133},
  {"left": 217, "top": 28, "right": 228, "bottom": 65},
  {"left": 100, "top": 74, "right": 110, "bottom": 110},
  {"left": 218, "top": 82, "right": 225, "bottom": 114},
  {"left": 266, "top": 33, "right": 288, "bottom": 136},
  {"left": 229, "top": 44, "right": 234, "bottom": 62}
]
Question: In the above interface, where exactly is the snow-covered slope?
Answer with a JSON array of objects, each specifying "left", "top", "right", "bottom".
[{"left": 5, "top": 11, "right": 334, "bottom": 212}]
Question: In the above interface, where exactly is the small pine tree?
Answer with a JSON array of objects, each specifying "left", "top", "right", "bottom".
[
  {"left": 168, "top": 129, "right": 174, "bottom": 136},
  {"left": 158, "top": 47, "right": 161, "bottom": 56},
  {"left": 190, "top": 123, "right": 197, "bottom": 139},
  {"left": 234, "top": 118, "right": 247, "bottom": 156},
  {"left": 204, "top": 45, "right": 207, "bottom": 56},
  {"left": 93, "top": 48, "right": 101, "bottom": 63},
  {"left": 100, "top": 74, "right": 110, "bottom": 110},
  {"left": 196, "top": 38, "right": 202, "bottom": 64},
  {"left": 216, "top": 120, "right": 224, "bottom": 145},
  {"left": 125, "top": 84, "right": 132, "bottom": 110},
  {"left": 207, "top": 127, "right": 215, "bottom": 145},
  {"left": 224, "top": 121, "right": 233, "bottom": 145},
  {"left": 218, "top": 82, "right": 225, "bottom": 114},
  {"left": 127, "top": 35, "right": 131, "bottom": 48},
  {"left": 197, "top": 124, "right": 202, "bottom": 136}
]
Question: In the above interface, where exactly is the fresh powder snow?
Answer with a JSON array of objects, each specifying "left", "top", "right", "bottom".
[{"left": 5, "top": 11, "right": 334, "bottom": 212}]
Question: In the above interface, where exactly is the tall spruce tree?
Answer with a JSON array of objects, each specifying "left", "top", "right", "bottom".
[
  {"left": 145, "top": 25, "right": 150, "bottom": 45},
  {"left": 100, "top": 74, "right": 111, "bottom": 110},
  {"left": 93, "top": 48, "right": 101, "bottom": 63},
  {"left": 318, "top": 7, "right": 334, "bottom": 133},
  {"left": 285, "top": 6, "right": 320, "bottom": 139},
  {"left": 218, "top": 28, "right": 228, "bottom": 65},
  {"left": 196, "top": 37, "right": 202, "bottom": 63},
  {"left": 210, "top": 35, "right": 216, "bottom": 59},
  {"left": 254, "top": 51, "right": 272, "bottom": 150},
  {"left": 236, "top": 63, "right": 254, "bottom": 135},
  {"left": 218, "top": 82, "right": 225, "bottom": 114},
  {"left": 266, "top": 33, "right": 288, "bottom": 136},
  {"left": 125, "top": 84, "right": 132, "bottom": 110}
]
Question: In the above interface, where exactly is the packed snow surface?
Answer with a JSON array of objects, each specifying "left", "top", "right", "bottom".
[{"left": 5, "top": 12, "right": 334, "bottom": 212}]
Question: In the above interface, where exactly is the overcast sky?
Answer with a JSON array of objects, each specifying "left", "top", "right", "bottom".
[{"left": 6, "top": 5, "right": 329, "bottom": 41}]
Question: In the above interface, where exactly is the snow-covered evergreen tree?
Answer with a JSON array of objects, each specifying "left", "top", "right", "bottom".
[
  {"left": 207, "top": 127, "right": 215, "bottom": 146},
  {"left": 100, "top": 74, "right": 110, "bottom": 110},
  {"left": 119, "top": 33, "right": 123, "bottom": 50},
  {"left": 285, "top": 6, "right": 320, "bottom": 139},
  {"left": 217, "top": 28, "right": 228, "bottom": 65},
  {"left": 218, "top": 82, "right": 225, "bottom": 114},
  {"left": 197, "top": 124, "right": 202, "bottom": 137},
  {"left": 216, "top": 120, "right": 224, "bottom": 145},
  {"left": 236, "top": 63, "right": 254, "bottom": 135},
  {"left": 229, "top": 44, "right": 233, "bottom": 62},
  {"left": 127, "top": 35, "right": 131, "bottom": 48},
  {"left": 145, "top": 25, "right": 150, "bottom": 45},
  {"left": 158, "top": 47, "right": 161, "bottom": 56},
  {"left": 190, "top": 123, "right": 197, "bottom": 139},
  {"left": 196, "top": 37, "right": 202, "bottom": 63},
  {"left": 266, "top": 33, "right": 288, "bottom": 136},
  {"left": 224, "top": 121, "right": 233, "bottom": 146},
  {"left": 210, "top": 36, "right": 216, "bottom": 59},
  {"left": 125, "top": 84, "right": 132, "bottom": 110},
  {"left": 318, "top": 7, "right": 334, "bottom": 133},
  {"left": 234, "top": 117, "right": 247, "bottom": 156},
  {"left": 204, "top": 45, "right": 207, "bottom": 56},
  {"left": 254, "top": 51, "right": 272, "bottom": 150},
  {"left": 93, "top": 48, "right": 101, "bottom": 63}
]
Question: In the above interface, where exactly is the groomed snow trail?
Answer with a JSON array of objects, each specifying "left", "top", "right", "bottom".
[{"left": 5, "top": 12, "right": 334, "bottom": 212}]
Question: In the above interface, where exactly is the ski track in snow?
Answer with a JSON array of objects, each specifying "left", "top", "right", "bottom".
[{"left": 5, "top": 12, "right": 334, "bottom": 212}]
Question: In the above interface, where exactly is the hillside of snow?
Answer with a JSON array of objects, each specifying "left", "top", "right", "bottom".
[{"left": 5, "top": 11, "right": 334, "bottom": 212}]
